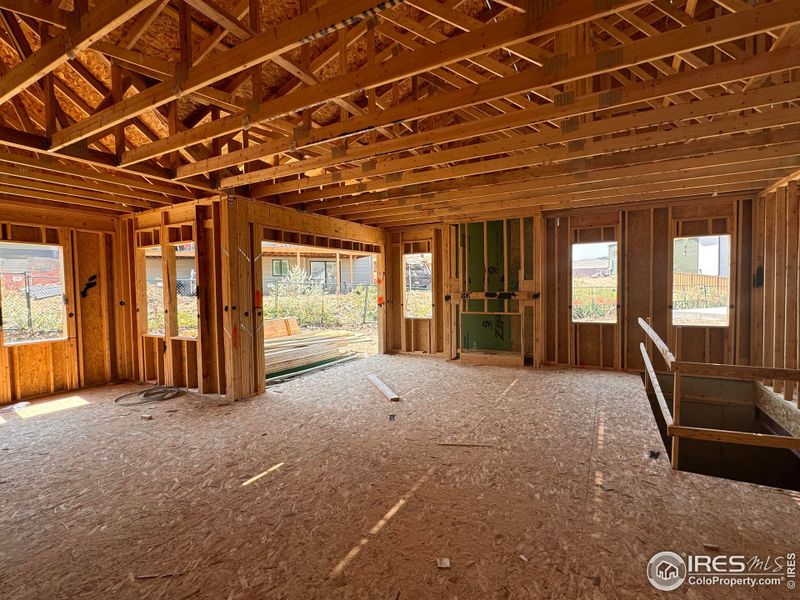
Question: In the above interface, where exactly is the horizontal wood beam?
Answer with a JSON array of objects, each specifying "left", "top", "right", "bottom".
[
  {"left": 0, "top": 186, "right": 135, "bottom": 212},
  {"left": 349, "top": 166, "right": 795, "bottom": 224},
  {"left": 0, "top": 163, "right": 173, "bottom": 205},
  {"left": 217, "top": 17, "right": 800, "bottom": 188},
  {"left": 0, "top": 172, "right": 155, "bottom": 209},
  {"left": 323, "top": 139, "right": 800, "bottom": 218},
  {"left": 0, "top": 198, "right": 122, "bottom": 230},
  {"left": 367, "top": 180, "right": 768, "bottom": 227},
  {"left": 675, "top": 361, "right": 800, "bottom": 381},
  {"left": 244, "top": 196, "right": 385, "bottom": 246},
  {"left": 289, "top": 107, "right": 800, "bottom": 207},
  {"left": 373, "top": 190, "right": 760, "bottom": 227},
  {"left": 314, "top": 138, "right": 800, "bottom": 214},
  {"left": 668, "top": 425, "right": 800, "bottom": 450},
  {"left": 0, "top": 152, "right": 195, "bottom": 199},
  {"left": 264, "top": 80, "right": 800, "bottom": 200},
  {"left": 0, "top": 127, "right": 211, "bottom": 193}
]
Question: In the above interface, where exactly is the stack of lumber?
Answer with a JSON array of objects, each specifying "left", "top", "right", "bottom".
[
  {"left": 264, "top": 327, "right": 371, "bottom": 381},
  {"left": 265, "top": 317, "right": 302, "bottom": 339}
]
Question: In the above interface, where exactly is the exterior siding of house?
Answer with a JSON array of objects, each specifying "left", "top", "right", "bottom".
[{"left": 262, "top": 255, "right": 374, "bottom": 287}]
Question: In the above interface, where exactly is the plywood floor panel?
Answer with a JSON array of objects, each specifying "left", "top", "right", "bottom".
[{"left": 0, "top": 358, "right": 797, "bottom": 599}]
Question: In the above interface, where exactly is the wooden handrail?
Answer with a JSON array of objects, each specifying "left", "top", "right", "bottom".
[
  {"left": 674, "top": 361, "right": 800, "bottom": 382},
  {"left": 640, "top": 342, "right": 673, "bottom": 428},
  {"left": 669, "top": 425, "right": 800, "bottom": 450},
  {"left": 637, "top": 316, "right": 800, "bottom": 467},
  {"left": 637, "top": 317, "right": 675, "bottom": 370}
]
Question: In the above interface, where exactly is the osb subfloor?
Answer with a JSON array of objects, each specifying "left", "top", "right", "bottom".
[{"left": 1, "top": 356, "right": 798, "bottom": 600}]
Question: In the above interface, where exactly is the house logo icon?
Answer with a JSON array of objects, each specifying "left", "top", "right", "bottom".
[{"left": 647, "top": 551, "right": 687, "bottom": 591}]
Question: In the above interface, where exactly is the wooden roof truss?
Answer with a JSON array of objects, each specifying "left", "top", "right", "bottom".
[{"left": 0, "top": 0, "right": 797, "bottom": 223}]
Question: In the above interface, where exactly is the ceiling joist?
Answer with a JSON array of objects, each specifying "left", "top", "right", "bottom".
[{"left": 0, "top": 0, "right": 796, "bottom": 217}]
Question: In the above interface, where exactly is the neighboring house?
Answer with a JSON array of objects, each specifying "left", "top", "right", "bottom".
[
  {"left": 262, "top": 242, "right": 376, "bottom": 289},
  {"left": 572, "top": 257, "right": 612, "bottom": 278},
  {"left": 144, "top": 249, "right": 197, "bottom": 295},
  {"left": 0, "top": 249, "right": 62, "bottom": 291},
  {"left": 673, "top": 235, "right": 730, "bottom": 276}
]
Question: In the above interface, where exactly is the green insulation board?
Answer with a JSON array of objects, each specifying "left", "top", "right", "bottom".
[
  {"left": 461, "top": 313, "right": 514, "bottom": 352},
  {"left": 466, "top": 222, "right": 484, "bottom": 312},
  {"left": 486, "top": 220, "right": 505, "bottom": 312}
]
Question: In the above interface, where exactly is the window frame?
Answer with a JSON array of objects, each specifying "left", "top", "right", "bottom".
[
  {"left": 570, "top": 240, "right": 619, "bottom": 325},
  {"left": 308, "top": 260, "right": 337, "bottom": 284},
  {"left": 670, "top": 234, "right": 731, "bottom": 329},
  {"left": 402, "top": 252, "right": 434, "bottom": 320},
  {"left": 139, "top": 244, "right": 166, "bottom": 337},
  {"left": 172, "top": 242, "right": 199, "bottom": 339},
  {"left": 0, "top": 240, "right": 68, "bottom": 347},
  {"left": 272, "top": 259, "right": 290, "bottom": 277}
]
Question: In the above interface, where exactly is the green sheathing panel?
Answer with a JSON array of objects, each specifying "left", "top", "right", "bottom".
[
  {"left": 523, "top": 217, "right": 534, "bottom": 280},
  {"left": 506, "top": 219, "right": 520, "bottom": 291},
  {"left": 507, "top": 219, "right": 521, "bottom": 313},
  {"left": 459, "top": 223, "right": 466, "bottom": 282},
  {"left": 486, "top": 220, "right": 505, "bottom": 312},
  {"left": 454, "top": 225, "right": 460, "bottom": 280},
  {"left": 462, "top": 313, "right": 514, "bottom": 352},
  {"left": 466, "top": 222, "right": 484, "bottom": 312},
  {"left": 455, "top": 304, "right": 461, "bottom": 358}
]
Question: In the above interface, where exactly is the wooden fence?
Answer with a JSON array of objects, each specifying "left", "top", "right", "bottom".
[{"left": 672, "top": 272, "right": 728, "bottom": 293}]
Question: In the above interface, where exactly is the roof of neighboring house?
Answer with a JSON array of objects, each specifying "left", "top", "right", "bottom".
[
  {"left": 263, "top": 249, "right": 375, "bottom": 259},
  {"left": 573, "top": 258, "right": 610, "bottom": 270}
]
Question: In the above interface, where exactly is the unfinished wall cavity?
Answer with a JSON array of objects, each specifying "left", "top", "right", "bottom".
[
  {"left": 752, "top": 181, "right": 799, "bottom": 405},
  {"left": 132, "top": 201, "right": 225, "bottom": 395},
  {"left": 544, "top": 199, "right": 751, "bottom": 371},
  {"left": 0, "top": 207, "right": 132, "bottom": 404},
  {"left": 385, "top": 226, "right": 444, "bottom": 355}
]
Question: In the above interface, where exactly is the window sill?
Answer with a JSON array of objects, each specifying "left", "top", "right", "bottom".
[
  {"left": 2, "top": 337, "right": 68, "bottom": 348},
  {"left": 571, "top": 320, "right": 618, "bottom": 325}
]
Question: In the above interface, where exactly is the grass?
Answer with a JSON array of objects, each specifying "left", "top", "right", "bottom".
[
  {"left": 264, "top": 282, "right": 378, "bottom": 328},
  {"left": 0, "top": 289, "right": 65, "bottom": 343}
]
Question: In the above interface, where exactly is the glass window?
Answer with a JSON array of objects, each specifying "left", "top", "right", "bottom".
[
  {"left": 0, "top": 242, "right": 67, "bottom": 345},
  {"left": 309, "top": 260, "right": 337, "bottom": 284},
  {"left": 571, "top": 241, "right": 618, "bottom": 323},
  {"left": 672, "top": 235, "right": 730, "bottom": 327},
  {"left": 143, "top": 246, "right": 164, "bottom": 336},
  {"left": 272, "top": 259, "right": 289, "bottom": 277},
  {"left": 175, "top": 243, "right": 198, "bottom": 338},
  {"left": 403, "top": 253, "right": 433, "bottom": 319}
]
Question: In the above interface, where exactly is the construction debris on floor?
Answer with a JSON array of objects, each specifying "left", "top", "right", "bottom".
[
  {"left": 2, "top": 356, "right": 797, "bottom": 600},
  {"left": 264, "top": 317, "right": 372, "bottom": 382},
  {"left": 367, "top": 374, "right": 400, "bottom": 401}
]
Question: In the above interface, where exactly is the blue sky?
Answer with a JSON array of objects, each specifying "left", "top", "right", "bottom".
[{"left": 572, "top": 241, "right": 616, "bottom": 261}]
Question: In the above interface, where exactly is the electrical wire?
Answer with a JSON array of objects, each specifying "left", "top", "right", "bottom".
[{"left": 114, "top": 386, "right": 184, "bottom": 406}]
